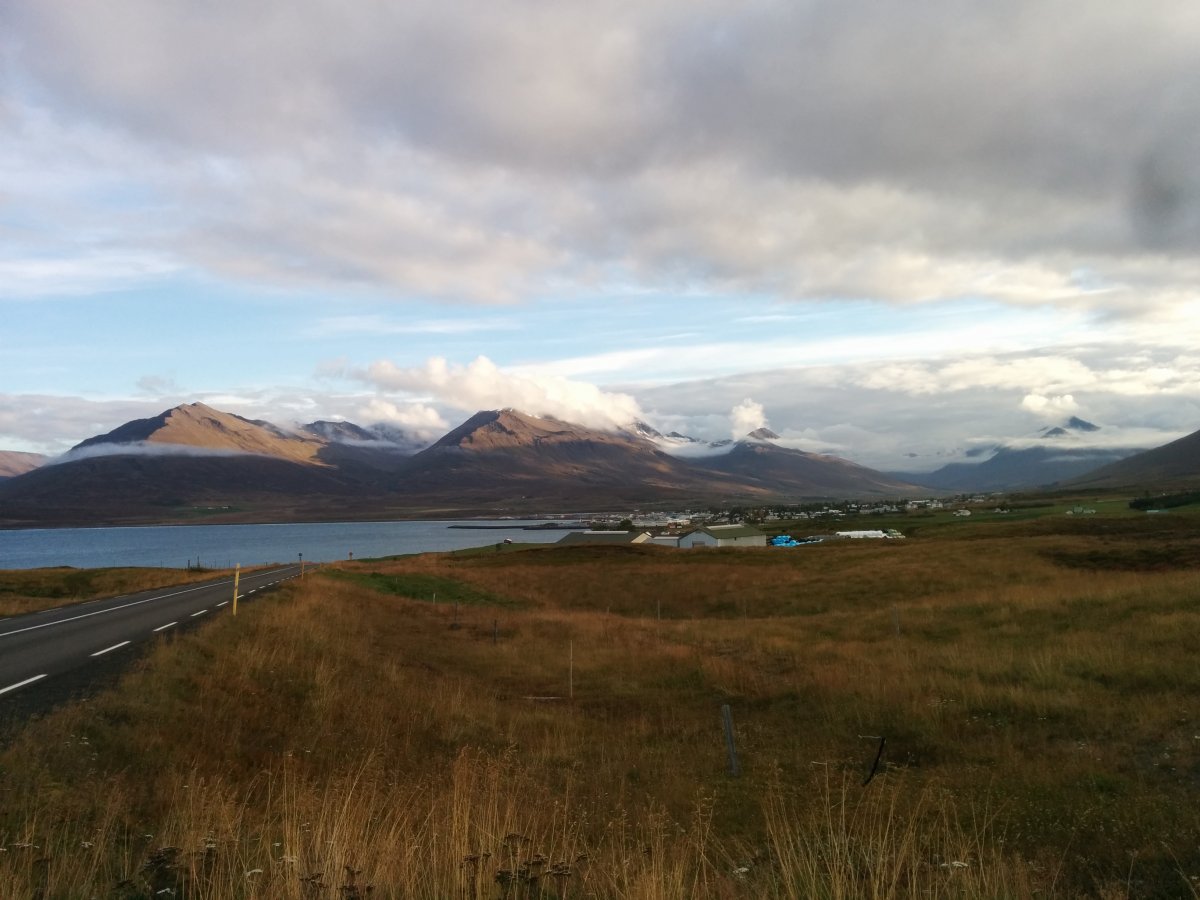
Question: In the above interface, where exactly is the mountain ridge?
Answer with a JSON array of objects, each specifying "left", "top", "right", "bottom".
[
  {"left": 888, "top": 417, "right": 1140, "bottom": 492},
  {"left": 0, "top": 404, "right": 927, "bottom": 525},
  {"left": 1065, "top": 425, "right": 1200, "bottom": 489}
]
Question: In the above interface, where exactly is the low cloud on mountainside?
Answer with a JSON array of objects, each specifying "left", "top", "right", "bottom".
[{"left": 50, "top": 442, "right": 259, "bottom": 465}]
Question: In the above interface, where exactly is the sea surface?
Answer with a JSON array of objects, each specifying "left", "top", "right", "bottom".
[{"left": 0, "top": 519, "right": 579, "bottom": 570}]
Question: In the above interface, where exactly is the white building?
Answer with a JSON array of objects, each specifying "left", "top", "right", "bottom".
[
  {"left": 835, "top": 529, "right": 905, "bottom": 540},
  {"left": 678, "top": 525, "right": 767, "bottom": 548}
]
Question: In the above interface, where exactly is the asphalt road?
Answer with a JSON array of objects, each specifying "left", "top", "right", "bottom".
[{"left": 0, "top": 565, "right": 302, "bottom": 706}]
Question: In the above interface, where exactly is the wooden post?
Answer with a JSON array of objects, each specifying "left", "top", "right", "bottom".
[
  {"left": 721, "top": 704, "right": 741, "bottom": 777},
  {"left": 232, "top": 563, "right": 240, "bottom": 617}
]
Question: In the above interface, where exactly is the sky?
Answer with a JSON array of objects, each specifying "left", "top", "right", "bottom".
[{"left": 3, "top": 0, "right": 1200, "bottom": 472}]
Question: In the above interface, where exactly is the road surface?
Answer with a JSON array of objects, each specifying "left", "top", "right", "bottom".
[{"left": 0, "top": 565, "right": 301, "bottom": 706}]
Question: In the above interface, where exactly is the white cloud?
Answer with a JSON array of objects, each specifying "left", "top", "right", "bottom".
[
  {"left": 356, "top": 355, "right": 644, "bottom": 431},
  {"left": 1021, "top": 393, "right": 1080, "bottom": 419},
  {"left": 356, "top": 399, "right": 447, "bottom": 438},
  {"left": 52, "top": 441, "right": 257, "bottom": 465},
  {"left": 730, "top": 399, "right": 767, "bottom": 439}
]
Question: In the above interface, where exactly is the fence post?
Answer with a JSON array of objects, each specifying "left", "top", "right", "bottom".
[{"left": 721, "top": 704, "right": 741, "bottom": 777}]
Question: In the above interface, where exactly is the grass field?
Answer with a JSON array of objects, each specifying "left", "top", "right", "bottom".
[
  {"left": 1, "top": 509, "right": 1199, "bottom": 897},
  {"left": 0, "top": 566, "right": 239, "bottom": 617}
]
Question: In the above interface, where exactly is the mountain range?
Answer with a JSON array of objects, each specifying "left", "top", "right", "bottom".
[
  {"left": 2, "top": 403, "right": 1197, "bottom": 526},
  {"left": 887, "top": 417, "right": 1142, "bottom": 492},
  {"left": 0, "top": 403, "right": 919, "bottom": 526}
]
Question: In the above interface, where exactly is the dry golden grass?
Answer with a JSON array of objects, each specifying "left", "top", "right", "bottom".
[
  {"left": 1, "top": 518, "right": 1199, "bottom": 897},
  {"left": 0, "top": 566, "right": 242, "bottom": 616}
]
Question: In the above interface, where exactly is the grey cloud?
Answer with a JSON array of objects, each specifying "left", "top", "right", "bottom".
[
  {"left": 626, "top": 344, "right": 1200, "bottom": 470},
  {"left": 1131, "top": 139, "right": 1200, "bottom": 252},
  {"left": 4, "top": 1, "right": 1200, "bottom": 309}
]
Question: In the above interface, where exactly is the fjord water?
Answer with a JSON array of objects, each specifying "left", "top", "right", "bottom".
[{"left": 0, "top": 520, "right": 574, "bottom": 570}]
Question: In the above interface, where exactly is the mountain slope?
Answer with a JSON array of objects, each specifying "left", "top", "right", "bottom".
[
  {"left": 0, "top": 451, "right": 46, "bottom": 480},
  {"left": 890, "top": 418, "right": 1138, "bottom": 491},
  {"left": 74, "top": 401, "right": 326, "bottom": 465},
  {"left": 391, "top": 409, "right": 749, "bottom": 505},
  {"left": 696, "top": 434, "right": 919, "bottom": 498},
  {"left": 0, "top": 404, "right": 390, "bottom": 526},
  {"left": 1066, "top": 426, "right": 1200, "bottom": 489}
]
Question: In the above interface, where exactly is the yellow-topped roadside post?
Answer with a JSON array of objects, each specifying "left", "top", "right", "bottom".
[{"left": 233, "top": 563, "right": 240, "bottom": 616}]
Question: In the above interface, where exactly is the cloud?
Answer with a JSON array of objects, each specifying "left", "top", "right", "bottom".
[
  {"left": 136, "top": 374, "right": 181, "bottom": 396},
  {"left": 306, "top": 315, "right": 520, "bottom": 338},
  {"left": 630, "top": 343, "right": 1200, "bottom": 471},
  {"left": 0, "top": 394, "right": 166, "bottom": 455},
  {"left": 355, "top": 355, "right": 644, "bottom": 431},
  {"left": 355, "top": 399, "right": 448, "bottom": 439},
  {"left": 51, "top": 441, "right": 259, "bottom": 465},
  {"left": 730, "top": 399, "right": 767, "bottom": 439},
  {"left": 3, "top": 1, "right": 1200, "bottom": 311},
  {"left": 1020, "top": 393, "right": 1080, "bottom": 419}
]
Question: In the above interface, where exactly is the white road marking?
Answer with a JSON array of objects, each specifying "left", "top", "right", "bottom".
[
  {"left": 0, "top": 566, "right": 295, "bottom": 643},
  {"left": 0, "top": 566, "right": 295, "bottom": 642},
  {"left": 190, "top": 609, "right": 208, "bottom": 617},
  {"left": 91, "top": 641, "right": 131, "bottom": 657},
  {"left": 0, "top": 582, "right": 219, "bottom": 639},
  {"left": 216, "top": 601, "right": 228, "bottom": 607},
  {"left": 153, "top": 622, "right": 177, "bottom": 632},
  {"left": 0, "top": 674, "right": 48, "bottom": 695}
]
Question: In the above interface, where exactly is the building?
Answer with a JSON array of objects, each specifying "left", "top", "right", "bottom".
[
  {"left": 677, "top": 524, "right": 767, "bottom": 548},
  {"left": 647, "top": 535, "right": 681, "bottom": 548},
  {"left": 556, "top": 530, "right": 652, "bottom": 546},
  {"left": 835, "top": 529, "right": 905, "bottom": 540}
]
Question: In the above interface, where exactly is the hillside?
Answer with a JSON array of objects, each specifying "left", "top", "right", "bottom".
[
  {"left": 390, "top": 409, "right": 752, "bottom": 506},
  {"left": 890, "top": 418, "right": 1138, "bottom": 491},
  {"left": 1066, "top": 425, "right": 1200, "bottom": 489},
  {"left": 695, "top": 432, "right": 919, "bottom": 498},
  {"left": 0, "top": 451, "right": 45, "bottom": 480},
  {"left": 73, "top": 401, "right": 327, "bottom": 465}
]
